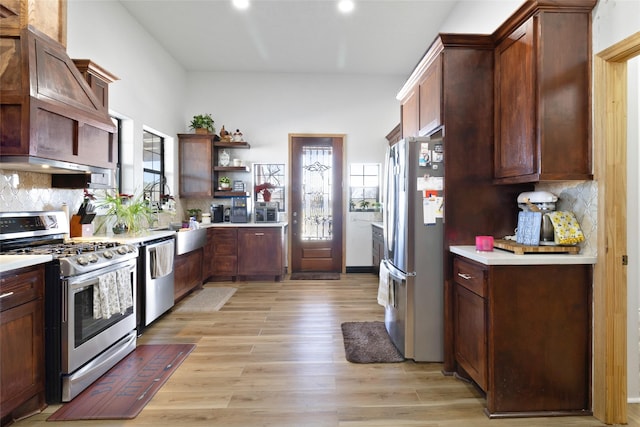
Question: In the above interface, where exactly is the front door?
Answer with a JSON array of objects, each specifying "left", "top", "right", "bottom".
[{"left": 289, "top": 134, "right": 344, "bottom": 273}]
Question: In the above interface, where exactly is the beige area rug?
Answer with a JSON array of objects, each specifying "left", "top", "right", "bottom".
[{"left": 173, "top": 286, "right": 236, "bottom": 313}]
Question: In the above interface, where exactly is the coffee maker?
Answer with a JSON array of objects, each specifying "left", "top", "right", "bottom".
[
  {"left": 517, "top": 191, "right": 558, "bottom": 245},
  {"left": 210, "top": 204, "right": 224, "bottom": 223},
  {"left": 230, "top": 197, "right": 248, "bottom": 223}
]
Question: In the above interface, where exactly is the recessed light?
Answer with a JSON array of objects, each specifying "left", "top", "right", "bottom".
[
  {"left": 338, "top": 0, "right": 355, "bottom": 14},
  {"left": 232, "top": 0, "right": 250, "bottom": 10}
]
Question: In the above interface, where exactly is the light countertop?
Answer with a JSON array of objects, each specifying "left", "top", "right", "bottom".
[
  {"left": 450, "top": 245, "right": 597, "bottom": 266},
  {"left": 0, "top": 255, "right": 52, "bottom": 273}
]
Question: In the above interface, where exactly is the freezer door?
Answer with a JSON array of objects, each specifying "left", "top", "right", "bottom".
[
  {"left": 383, "top": 141, "right": 409, "bottom": 272},
  {"left": 383, "top": 260, "right": 415, "bottom": 359}
]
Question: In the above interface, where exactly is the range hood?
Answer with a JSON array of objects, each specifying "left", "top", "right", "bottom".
[{"left": 0, "top": 26, "right": 117, "bottom": 179}]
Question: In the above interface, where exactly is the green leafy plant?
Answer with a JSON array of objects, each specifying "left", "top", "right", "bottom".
[
  {"left": 96, "top": 191, "right": 155, "bottom": 234},
  {"left": 219, "top": 176, "right": 231, "bottom": 184},
  {"left": 189, "top": 113, "right": 215, "bottom": 133},
  {"left": 186, "top": 208, "right": 202, "bottom": 221}
]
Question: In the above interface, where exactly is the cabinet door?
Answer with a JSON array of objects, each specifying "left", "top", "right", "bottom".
[
  {"left": 418, "top": 54, "right": 442, "bottom": 136},
  {"left": 400, "top": 87, "right": 418, "bottom": 138},
  {"left": 202, "top": 228, "right": 216, "bottom": 281},
  {"left": 0, "top": 266, "right": 45, "bottom": 420},
  {"left": 494, "top": 18, "right": 535, "bottom": 180},
  {"left": 212, "top": 228, "right": 237, "bottom": 277},
  {"left": 454, "top": 285, "right": 487, "bottom": 391},
  {"left": 237, "top": 228, "right": 283, "bottom": 278},
  {"left": 179, "top": 134, "right": 214, "bottom": 198},
  {"left": 174, "top": 249, "right": 203, "bottom": 301}
]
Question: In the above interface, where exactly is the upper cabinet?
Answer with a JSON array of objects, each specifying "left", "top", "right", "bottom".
[
  {"left": 178, "top": 135, "right": 251, "bottom": 198},
  {"left": 493, "top": 0, "right": 596, "bottom": 184},
  {"left": 398, "top": 48, "right": 441, "bottom": 138}
]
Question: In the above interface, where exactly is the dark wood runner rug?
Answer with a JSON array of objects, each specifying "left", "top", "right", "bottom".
[
  {"left": 47, "top": 343, "right": 195, "bottom": 421},
  {"left": 341, "top": 321, "right": 405, "bottom": 363},
  {"left": 289, "top": 272, "right": 341, "bottom": 280}
]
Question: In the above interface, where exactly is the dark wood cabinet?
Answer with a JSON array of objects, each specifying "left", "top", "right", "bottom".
[
  {"left": 178, "top": 136, "right": 251, "bottom": 198},
  {"left": 178, "top": 134, "right": 215, "bottom": 198},
  {"left": 418, "top": 54, "right": 442, "bottom": 136},
  {"left": 493, "top": 1, "right": 596, "bottom": 183},
  {"left": 0, "top": 265, "right": 46, "bottom": 425},
  {"left": 174, "top": 248, "right": 203, "bottom": 301},
  {"left": 452, "top": 255, "right": 592, "bottom": 418},
  {"left": 385, "top": 124, "right": 401, "bottom": 146},
  {"left": 209, "top": 228, "right": 239, "bottom": 280},
  {"left": 453, "top": 258, "right": 487, "bottom": 391},
  {"left": 399, "top": 87, "right": 418, "bottom": 138},
  {"left": 237, "top": 227, "right": 284, "bottom": 281},
  {"left": 371, "top": 224, "right": 383, "bottom": 274}
]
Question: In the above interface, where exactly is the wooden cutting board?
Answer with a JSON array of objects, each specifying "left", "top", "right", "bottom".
[{"left": 493, "top": 239, "right": 581, "bottom": 255}]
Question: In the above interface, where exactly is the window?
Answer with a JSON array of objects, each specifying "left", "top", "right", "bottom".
[
  {"left": 349, "top": 163, "right": 380, "bottom": 212},
  {"left": 253, "top": 163, "right": 286, "bottom": 212},
  {"left": 142, "top": 130, "right": 166, "bottom": 210}
]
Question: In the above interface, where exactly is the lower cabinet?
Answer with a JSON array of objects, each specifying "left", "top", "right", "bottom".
[
  {"left": 208, "top": 228, "right": 238, "bottom": 281},
  {"left": 452, "top": 256, "right": 592, "bottom": 417},
  {"left": 174, "top": 248, "right": 203, "bottom": 301},
  {"left": 203, "top": 226, "right": 286, "bottom": 282},
  {"left": 0, "top": 265, "right": 46, "bottom": 425},
  {"left": 237, "top": 228, "right": 284, "bottom": 281},
  {"left": 371, "top": 224, "right": 383, "bottom": 274}
]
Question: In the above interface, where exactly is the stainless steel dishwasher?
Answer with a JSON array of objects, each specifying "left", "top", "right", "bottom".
[{"left": 136, "top": 235, "right": 175, "bottom": 333}]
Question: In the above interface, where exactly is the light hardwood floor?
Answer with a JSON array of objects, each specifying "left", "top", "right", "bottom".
[{"left": 17, "top": 274, "right": 640, "bottom": 426}]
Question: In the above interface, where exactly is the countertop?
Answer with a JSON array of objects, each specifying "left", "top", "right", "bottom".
[
  {"left": 450, "top": 245, "right": 597, "bottom": 266},
  {"left": 200, "top": 222, "right": 288, "bottom": 229},
  {"left": 372, "top": 222, "right": 383, "bottom": 229},
  {"left": 0, "top": 255, "right": 53, "bottom": 273}
]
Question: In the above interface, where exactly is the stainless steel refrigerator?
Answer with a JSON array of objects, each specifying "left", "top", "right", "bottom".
[{"left": 382, "top": 135, "right": 444, "bottom": 362}]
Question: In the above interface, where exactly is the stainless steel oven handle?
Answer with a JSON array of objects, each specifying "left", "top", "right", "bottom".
[{"left": 66, "top": 258, "right": 137, "bottom": 289}]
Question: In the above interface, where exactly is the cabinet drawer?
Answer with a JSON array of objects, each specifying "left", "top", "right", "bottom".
[
  {"left": 453, "top": 258, "right": 486, "bottom": 297},
  {"left": 212, "top": 256, "right": 237, "bottom": 275},
  {"left": 0, "top": 266, "right": 44, "bottom": 312},
  {"left": 372, "top": 225, "right": 383, "bottom": 240}
]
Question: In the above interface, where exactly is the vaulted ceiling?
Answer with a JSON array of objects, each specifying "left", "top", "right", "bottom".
[{"left": 119, "top": 0, "right": 463, "bottom": 76}]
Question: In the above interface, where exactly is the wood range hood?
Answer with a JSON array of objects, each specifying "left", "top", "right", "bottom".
[{"left": 0, "top": 25, "right": 117, "bottom": 181}]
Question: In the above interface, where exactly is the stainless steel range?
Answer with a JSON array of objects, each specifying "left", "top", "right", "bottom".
[{"left": 0, "top": 211, "right": 138, "bottom": 403}]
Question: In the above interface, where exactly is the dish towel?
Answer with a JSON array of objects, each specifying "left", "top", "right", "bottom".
[
  {"left": 377, "top": 261, "right": 393, "bottom": 308},
  {"left": 546, "top": 211, "right": 585, "bottom": 245},
  {"left": 116, "top": 268, "right": 133, "bottom": 313},
  {"left": 152, "top": 240, "right": 175, "bottom": 279},
  {"left": 93, "top": 271, "right": 121, "bottom": 319}
]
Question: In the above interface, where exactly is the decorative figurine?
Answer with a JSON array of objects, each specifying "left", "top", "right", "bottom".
[
  {"left": 219, "top": 125, "right": 232, "bottom": 142},
  {"left": 233, "top": 129, "right": 244, "bottom": 142}
]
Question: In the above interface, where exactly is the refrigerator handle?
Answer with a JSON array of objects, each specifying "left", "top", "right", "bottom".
[{"left": 382, "top": 259, "right": 416, "bottom": 281}]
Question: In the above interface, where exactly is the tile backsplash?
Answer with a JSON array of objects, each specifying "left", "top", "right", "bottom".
[
  {"left": 536, "top": 180, "right": 598, "bottom": 256},
  {"left": 0, "top": 170, "right": 85, "bottom": 213}
]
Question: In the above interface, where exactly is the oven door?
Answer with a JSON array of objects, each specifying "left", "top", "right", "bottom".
[{"left": 62, "top": 258, "right": 137, "bottom": 375}]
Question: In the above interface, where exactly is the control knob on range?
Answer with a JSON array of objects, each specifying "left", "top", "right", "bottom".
[
  {"left": 117, "top": 245, "right": 129, "bottom": 255},
  {"left": 76, "top": 256, "right": 88, "bottom": 266},
  {"left": 87, "top": 253, "right": 99, "bottom": 263},
  {"left": 102, "top": 250, "right": 114, "bottom": 259}
]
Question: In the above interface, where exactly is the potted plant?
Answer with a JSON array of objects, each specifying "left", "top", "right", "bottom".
[
  {"left": 96, "top": 191, "right": 155, "bottom": 234},
  {"left": 219, "top": 176, "right": 231, "bottom": 189},
  {"left": 255, "top": 182, "right": 275, "bottom": 201},
  {"left": 189, "top": 113, "right": 215, "bottom": 134}
]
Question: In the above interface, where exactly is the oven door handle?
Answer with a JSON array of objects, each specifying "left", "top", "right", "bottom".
[{"left": 65, "top": 258, "right": 137, "bottom": 289}]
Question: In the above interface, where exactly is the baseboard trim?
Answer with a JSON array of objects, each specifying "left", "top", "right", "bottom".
[{"left": 346, "top": 266, "right": 375, "bottom": 274}]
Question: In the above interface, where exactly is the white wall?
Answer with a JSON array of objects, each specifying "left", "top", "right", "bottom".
[
  {"left": 66, "top": 0, "right": 187, "bottom": 199},
  {"left": 591, "top": 0, "right": 640, "bottom": 401},
  {"left": 184, "top": 71, "right": 400, "bottom": 266}
]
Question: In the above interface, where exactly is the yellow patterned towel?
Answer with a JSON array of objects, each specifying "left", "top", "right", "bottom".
[{"left": 546, "top": 211, "right": 585, "bottom": 245}]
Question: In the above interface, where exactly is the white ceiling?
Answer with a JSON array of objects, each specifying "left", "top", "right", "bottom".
[{"left": 119, "top": 0, "right": 463, "bottom": 76}]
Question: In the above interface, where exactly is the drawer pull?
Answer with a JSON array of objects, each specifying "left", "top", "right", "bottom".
[
  {"left": 0, "top": 291, "right": 14, "bottom": 299},
  {"left": 254, "top": 232, "right": 265, "bottom": 236},
  {"left": 457, "top": 273, "right": 473, "bottom": 280}
]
